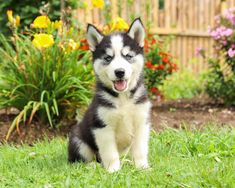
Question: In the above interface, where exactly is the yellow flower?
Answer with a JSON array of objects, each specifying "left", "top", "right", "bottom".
[
  {"left": 33, "top": 16, "right": 51, "bottom": 28},
  {"left": 7, "top": 10, "right": 14, "bottom": 23},
  {"left": 53, "top": 20, "right": 62, "bottom": 30},
  {"left": 68, "top": 39, "right": 80, "bottom": 51},
  {"left": 6, "top": 10, "right": 21, "bottom": 27},
  {"left": 110, "top": 17, "right": 129, "bottom": 31},
  {"left": 15, "top": 15, "right": 20, "bottom": 27},
  {"left": 32, "top": 34, "right": 54, "bottom": 49},
  {"left": 91, "top": 0, "right": 105, "bottom": 9}
]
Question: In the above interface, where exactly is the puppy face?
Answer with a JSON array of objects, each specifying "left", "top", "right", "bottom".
[{"left": 86, "top": 18, "right": 145, "bottom": 93}]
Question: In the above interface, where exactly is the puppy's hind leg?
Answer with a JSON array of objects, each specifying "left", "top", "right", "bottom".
[{"left": 68, "top": 136, "right": 95, "bottom": 163}]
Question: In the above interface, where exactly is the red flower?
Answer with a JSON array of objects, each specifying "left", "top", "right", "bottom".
[
  {"left": 151, "top": 38, "right": 157, "bottom": 45},
  {"left": 147, "top": 33, "right": 153, "bottom": 38},
  {"left": 146, "top": 61, "right": 155, "bottom": 70},
  {"left": 151, "top": 87, "right": 159, "bottom": 94},
  {"left": 150, "top": 87, "right": 164, "bottom": 98},
  {"left": 157, "top": 64, "right": 165, "bottom": 70},
  {"left": 144, "top": 34, "right": 157, "bottom": 54},
  {"left": 144, "top": 39, "right": 149, "bottom": 49},
  {"left": 162, "top": 57, "right": 169, "bottom": 64},
  {"left": 80, "top": 39, "right": 89, "bottom": 51}
]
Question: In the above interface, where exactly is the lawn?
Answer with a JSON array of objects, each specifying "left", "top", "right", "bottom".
[{"left": 0, "top": 125, "right": 234, "bottom": 188}]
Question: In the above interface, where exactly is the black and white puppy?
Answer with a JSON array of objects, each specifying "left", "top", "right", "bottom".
[{"left": 68, "top": 18, "right": 151, "bottom": 172}]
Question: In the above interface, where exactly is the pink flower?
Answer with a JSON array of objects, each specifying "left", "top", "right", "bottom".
[
  {"left": 228, "top": 48, "right": 235, "bottom": 58},
  {"left": 229, "top": 7, "right": 235, "bottom": 12},
  {"left": 210, "top": 30, "right": 220, "bottom": 39},
  {"left": 224, "top": 7, "right": 235, "bottom": 25},
  {"left": 221, "top": 28, "right": 233, "bottom": 36},
  {"left": 209, "top": 26, "right": 233, "bottom": 40},
  {"left": 221, "top": 40, "right": 227, "bottom": 46}
]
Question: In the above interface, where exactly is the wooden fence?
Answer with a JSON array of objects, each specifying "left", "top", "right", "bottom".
[{"left": 75, "top": 0, "right": 235, "bottom": 72}]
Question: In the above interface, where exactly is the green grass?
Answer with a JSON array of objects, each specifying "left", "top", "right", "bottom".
[{"left": 0, "top": 126, "right": 234, "bottom": 187}]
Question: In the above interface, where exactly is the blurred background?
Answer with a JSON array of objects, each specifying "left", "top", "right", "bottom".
[
  {"left": 75, "top": 0, "right": 235, "bottom": 71},
  {"left": 1, "top": 0, "right": 234, "bottom": 71}
]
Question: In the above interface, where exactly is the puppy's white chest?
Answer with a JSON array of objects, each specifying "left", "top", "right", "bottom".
[
  {"left": 97, "top": 98, "right": 150, "bottom": 151},
  {"left": 114, "top": 101, "right": 136, "bottom": 150}
]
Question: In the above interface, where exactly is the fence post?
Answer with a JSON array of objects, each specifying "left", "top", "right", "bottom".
[
  {"left": 220, "top": 0, "right": 227, "bottom": 14},
  {"left": 110, "top": 0, "right": 118, "bottom": 19},
  {"left": 152, "top": 0, "right": 159, "bottom": 28},
  {"left": 85, "top": 1, "right": 93, "bottom": 23}
]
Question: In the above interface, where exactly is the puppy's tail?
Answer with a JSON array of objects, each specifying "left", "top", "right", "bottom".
[{"left": 68, "top": 135, "right": 85, "bottom": 163}]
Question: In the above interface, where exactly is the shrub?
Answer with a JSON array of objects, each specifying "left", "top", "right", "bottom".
[
  {"left": 0, "top": 14, "right": 94, "bottom": 139},
  {"left": 144, "top": 34, "right": 177, "bottom": 99},
  {"left": 201, "top": 7, "right": 235, "bottom": 105},
  {"left": 159, "top": 69, "right": 203, "bottom": 100},
  {"left": 205, "top": 58, "right": 235, "bottom": 104}
]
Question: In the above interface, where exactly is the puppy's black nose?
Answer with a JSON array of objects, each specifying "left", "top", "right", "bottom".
[{"left": 115, "top": 68, "right": 125, "bottom": 79}]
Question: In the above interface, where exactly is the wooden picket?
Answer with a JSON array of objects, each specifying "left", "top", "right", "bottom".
[{"left": 75, "top": 0, "right": 235, "bottom": 72}]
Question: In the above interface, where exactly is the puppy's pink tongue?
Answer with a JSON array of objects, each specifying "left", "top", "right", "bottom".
[{"left": 114, "top": 80, "right": 127, "bottom": 91}]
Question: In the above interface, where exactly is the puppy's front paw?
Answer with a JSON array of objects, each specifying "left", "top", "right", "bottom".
[
  {"left": 106, "top": 160, "right": 120, "bottom": 173},
  {"left": 135, "top": 158, "right": 149, "bottom": 169}
]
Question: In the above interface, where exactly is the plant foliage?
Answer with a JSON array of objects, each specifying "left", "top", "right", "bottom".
[
  {"left": 0, "top": 14, "right": 94, "bottom": 139},
  {"left": 144, "top": 34, "right": 177, "bottom": 99},
  {"left": 202, "top": 7, "right": 235, "bottom": 105}
]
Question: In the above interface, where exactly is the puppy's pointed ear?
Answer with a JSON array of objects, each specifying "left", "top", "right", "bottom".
[
  {"left": 127, "top": 18, "right": 145, "bottom": 47},
  {"left": 86, "top": 24, "right": 104, "bottom": 51}
]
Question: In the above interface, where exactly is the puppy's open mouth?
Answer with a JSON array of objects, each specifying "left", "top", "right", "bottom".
[{"left": 113, "top": 80, "right": 127, "bottom": 91}]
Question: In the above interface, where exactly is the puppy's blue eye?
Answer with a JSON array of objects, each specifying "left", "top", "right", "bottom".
[
  {"left": 104, "top": 55, "right": 113, "bottom": 62},
  {"left": 125, "top": 54, "right": 133, "bottom": 60}
]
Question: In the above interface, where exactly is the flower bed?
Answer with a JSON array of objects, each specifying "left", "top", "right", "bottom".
[
  {"left": 200, "top": 7, "right": 235, "bottom": 105},
  {"left": 0, "top": 12, "right": 94, "bottom": 139}
]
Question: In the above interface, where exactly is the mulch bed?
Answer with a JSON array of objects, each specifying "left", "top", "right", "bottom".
[
  {"left": 1, "top": 96, "right": 234, "bottom": 145},
  {"left": 152, "top": 95, "right": 235, "bottom": 131},
  {"left": 0, "top": 111, "right": 73, "bottom": 145}
]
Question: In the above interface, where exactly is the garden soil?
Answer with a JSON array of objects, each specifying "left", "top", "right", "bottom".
[
  {"left": 0, "top": 96, "right": 234, "bottom": 145},
  {"left": 152, "top": 96, "right": 235, "bottom": 131}
]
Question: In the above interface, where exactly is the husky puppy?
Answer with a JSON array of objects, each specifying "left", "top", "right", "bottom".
[{"left": 68, "top": 18, "right": 151, "bottom": 172}]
